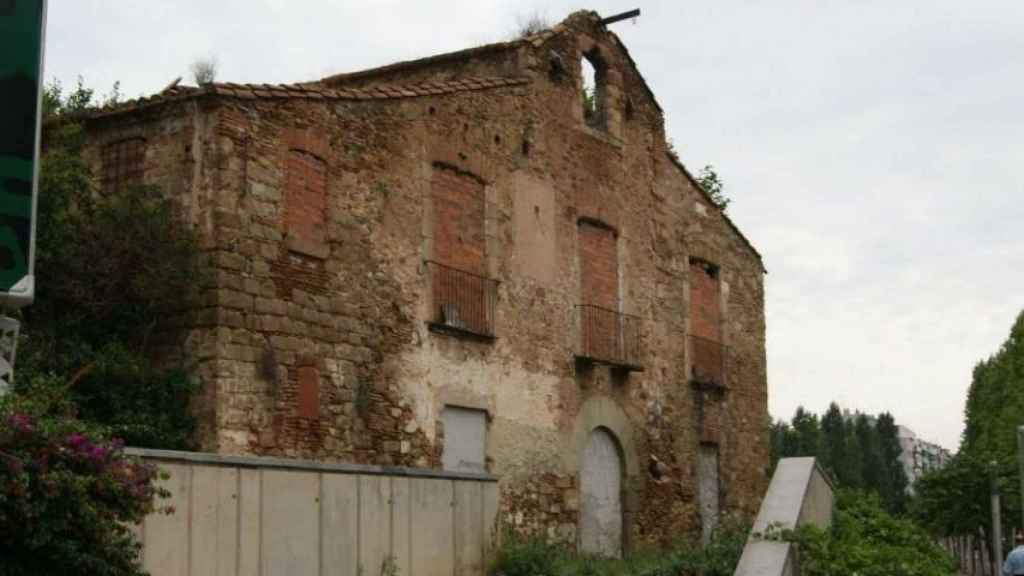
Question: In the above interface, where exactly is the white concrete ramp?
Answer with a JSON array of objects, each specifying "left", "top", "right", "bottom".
[{"left": 732, "top": 457, "right": 834, "bottom": 576}]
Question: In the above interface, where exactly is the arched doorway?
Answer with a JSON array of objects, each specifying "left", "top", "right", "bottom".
[{"left": 579, "top": 427, "right": 623, "bottom": 557}]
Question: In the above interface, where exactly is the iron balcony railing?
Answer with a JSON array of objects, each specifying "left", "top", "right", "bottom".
[
  {"left": 689, "top": 334, "right": 726, "bottom": 387},
  {"left": 575, "top": 304, "right": 642, "bottom": 370},
  {"left": 426, "top": 260, "right": 498, "bottom": 339}
]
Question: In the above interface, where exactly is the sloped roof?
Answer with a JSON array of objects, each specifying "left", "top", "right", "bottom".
[
  {"left": 86, "top": 76, "right": 530, "bottom": 119},
  {"left": 318, "top": 11, "right": 663, "bottom": 113},
  {"left": 666, "top": 152, "right": 766, "bottom": 271}
]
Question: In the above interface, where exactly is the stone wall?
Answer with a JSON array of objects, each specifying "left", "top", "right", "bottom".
[{"left": 83, "top": 10, "right": 769, "bottom": 550}]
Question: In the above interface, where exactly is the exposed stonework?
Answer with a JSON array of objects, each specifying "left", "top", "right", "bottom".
[{"left": 81, "top": 10, "right": 769, "bottom": 550}]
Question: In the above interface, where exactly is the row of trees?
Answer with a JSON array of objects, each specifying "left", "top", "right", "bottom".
[
  {"left": 769, "top": 403, "right": 909, "bottom": 514},
  {"left": 912, "top": 311, "right": 1024, "bottom": 550}
]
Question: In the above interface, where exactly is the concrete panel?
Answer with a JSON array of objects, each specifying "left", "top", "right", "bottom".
[
  {"left": 237, "top": 469, "right": 261, "bottom": 576},
  {"left": 442, "top": 406, "right": 487, "bottom": 473},
  {"left": 411, "top": 478, "right": 455, "bottom": 576},
  {"left": 190, "top": 465, "right": 239, "bottom": 576},
  {"left": 482, "top": 482, "right": 499, "bottom": 558},
  {"left": 392, "top": 477, "right": 412, "bottom": 576},
  {"left": 359, "top": 475, "right": 392, "bottom": 576},
  {"left": 454, "top": 481, "right": 483, "bottom": 576},
  {"left": 143, "top": 463, "right": 191, "bottom": 576},
  {"left": 322, "top": 473, "right": 359, "bottom": 576},
  {"left": 734, "top": 457, "right": 834, "bottom": 576},
  {"left": 262, "top": 470, "right": 320, "bottom": 576},
  {"left": 580, "top": 428, "right": 623, "bottom": 557}
]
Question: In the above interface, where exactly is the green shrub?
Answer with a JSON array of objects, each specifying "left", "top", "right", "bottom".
[
  {"left": 9, "top": 78, "right": 205, "bottom": 451},
  {"left": 771, "top": 491, "right": 957, "bottom": 576},
  {"left": 0, "top": 409, "right": 169, "bottom": 576},
  {"left": 488, "top": 517, "right": 750, "bottom": 576}
]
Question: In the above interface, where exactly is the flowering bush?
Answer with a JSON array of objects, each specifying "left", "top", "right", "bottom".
[{"left": 0, "top": 412, "right": 169, "bottom": 576}]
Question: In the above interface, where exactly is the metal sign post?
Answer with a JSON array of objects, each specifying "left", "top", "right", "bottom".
[{"left": 0, "top": 0, "right": 48, "bottom": 391}]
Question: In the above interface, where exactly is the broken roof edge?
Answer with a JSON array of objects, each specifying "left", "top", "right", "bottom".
[
  {"left": 317, "top": 15, "right": 575, "bottom": 87},
  {"left": 665, "top": 151, "right": 766, "bottom": 272},
  {"left": 318, "top": 11, "right": 663, "bottom": 114}
]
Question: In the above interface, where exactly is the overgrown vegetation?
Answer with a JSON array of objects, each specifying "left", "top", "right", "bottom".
[
  {"left": 695, "top": 165, "right": 730, "bottom": 213},
  {"left": 514, "top": 11, "right": 551, "bottom": 39},
  {"left": 6, "top": 77, "right": 203, "bottom": 450},
  {"left": 190, "top": 56, "right": 218, "bottom": 85},
  {"left": 0, "top": 75, "right": 199, "bottom": 574},
  {"left": 489, "top": 516, "right": 749, "bottom": 576},
  {"left": 769, "top": 404, "right": 909, "bottom": 514},
  {"left": 769, "top": 491, "right": 957, "bottom": 576},
  {"left": 0, "top": 409, "right": 170, "bottom": 575}
]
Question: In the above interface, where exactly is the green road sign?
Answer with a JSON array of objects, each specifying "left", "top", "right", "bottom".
[{"left": 0, "top": 0, "right": 46, "bottom": 308}]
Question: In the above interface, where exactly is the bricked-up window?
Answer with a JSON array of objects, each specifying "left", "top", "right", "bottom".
[
  {"left": 284, "top": 149, "right": 328, "bottom": 258},
  {"left": 431, "top": 165, "right": 485, "bottom": 275},
  {"left": 296, "top": 365, "right": 320, "bottom": 420},
  {"left": 579, "top": 221, "right": 618, "bottom": 310},
  {"left": 577, "top": 220, "right": 640, "bottom": 367},
  {"left": 689, "top": 259, "right": 724, "bottom": 385},
  {"left": 428, "top": 165, "right": 496, "bottom": 337},
  {"left": 101, "top": 138, "right": 146, "bottom": 194}
]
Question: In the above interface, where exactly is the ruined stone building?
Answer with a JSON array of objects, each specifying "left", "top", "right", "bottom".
[{"left": 81, "top": 11, "right": 768, "bottom": 555}]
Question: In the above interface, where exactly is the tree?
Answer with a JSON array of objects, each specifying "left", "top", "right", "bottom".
[
  {"left": 916, "top": 310, "right": 1024, "bottom": 542},
  {"left": 790, "top": 407, "right": 821, "bottom": 459},
  {"left": 855, "top": 413, "right": 883, "bottom": 495},
  {"left": 875, "top": 412, "right": 908, "bottom": 514},
  {"left": 696, "top": 164, "right": 731, "bottom": 212},
  {"left": 820, "top": 403, "right": 845, "bottom": 481},
  {"left": 13, "top": 79, "right": 203, "bottom": 449}
]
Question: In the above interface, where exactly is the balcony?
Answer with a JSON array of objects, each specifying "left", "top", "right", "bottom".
[
  {"left": 689, "top": 334, "right": 726, "bottom": 389},
  {"left": 575, "top": 304, "right": 642, "bottom": 370},
  {"left": 426, "top": 260, "right": 498, "bottom": 339}
]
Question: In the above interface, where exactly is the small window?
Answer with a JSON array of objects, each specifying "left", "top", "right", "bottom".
[
  {"left": 101, "top": 138, "right": 146, "bottom": 194},
  {"left": 441, "top": 406, "right": 487, "bottom": 473},
  {"left": 580, "top": 50, "right": 607, "bottom": 130}
]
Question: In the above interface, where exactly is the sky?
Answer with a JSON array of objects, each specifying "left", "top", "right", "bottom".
[{"left": 43, "top": 1, "right": 1024, "bottom": 450}]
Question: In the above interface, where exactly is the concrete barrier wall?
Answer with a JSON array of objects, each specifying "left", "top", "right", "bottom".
[
  {"left": 127, "top": 449, "right": 500, "bottom": 576},
  {"left": 732, "top": 457, "right": 834, "bottom": 576}
]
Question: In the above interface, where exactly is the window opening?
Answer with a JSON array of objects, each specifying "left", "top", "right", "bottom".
[{"left": 580, "top": 50, "right": 607, "bottom": 130}]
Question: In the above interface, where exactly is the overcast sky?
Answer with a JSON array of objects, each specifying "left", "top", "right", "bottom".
[{"left": 44, "top": 1, "right": 1024, "bottom": 450}]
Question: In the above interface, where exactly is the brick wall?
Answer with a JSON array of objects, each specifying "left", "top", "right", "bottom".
[
  {"left": 432, "top": 165, "right": 485, "bottom": 275},
  {"left": 579, "top": 222, "right": 617, "bottom": 309},
  {"left": 689, "top": 260, "right": 721, "bottom": 342},
  {"left": 284, "top": 150, "right": 328, "bottom": 258},
  {"left": 578, "top": 221, "right": 619, "bottom": 361}
]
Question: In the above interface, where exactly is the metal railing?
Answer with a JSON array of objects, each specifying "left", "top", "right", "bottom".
[
  {"left": 689, "top": 334, "right": 725, "bottom": 387},
  {"left": 575, "top": 304, "right": 642, "bottom": 369},
  {"left": 426, "top": 261, "right": 498, "bottom": 338}
]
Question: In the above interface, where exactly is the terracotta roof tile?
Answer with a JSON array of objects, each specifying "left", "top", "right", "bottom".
[{"left": 86, "top": 76, "right": 530, "bottom": 119}]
